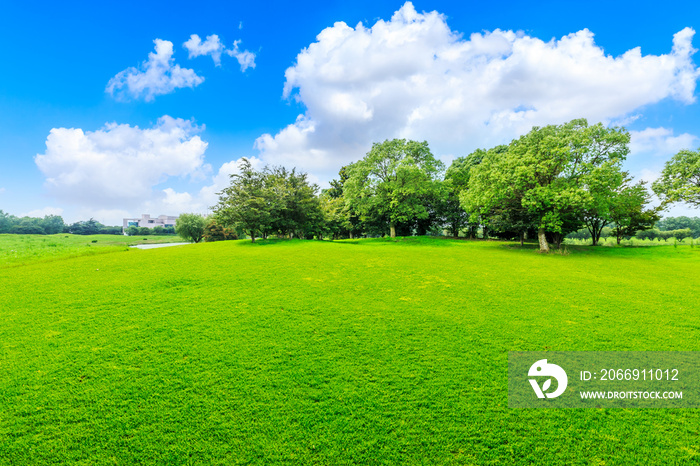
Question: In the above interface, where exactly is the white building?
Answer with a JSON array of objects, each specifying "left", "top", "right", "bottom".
[{"left": 123, "top": 214, "right": 178, "bottom": 233}]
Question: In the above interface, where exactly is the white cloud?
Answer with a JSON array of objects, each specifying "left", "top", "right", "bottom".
[
  {"left": 255, "top": 1, "right": 700, "bottom": 183},
  {"left": 629, "top": 127, "right": 698, "bottom": 157},
  {"left": 20, "top": 207, "right": 64, "bottom": 218},
  {"left": 637, "top": 168, "right": 662, "bottom": 184},
  {"left": 227, "top": 40, "right": 256, "bottom": 71},
  {"left": 35, "top": 116, "right": 208, "bottom": 210},
  {"left": 106, "top": 39, "right": 204, "bottom": 101},
  {"left": 184, "top": 34, "right": 256, "bottom": 71},
  {"left": 184, "top": 34, "right": 226, "bottom": 65}
]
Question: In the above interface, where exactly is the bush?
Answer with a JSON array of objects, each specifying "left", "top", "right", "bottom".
[
  {"left": 203, "top": 218, "right": 238, "bottom": 242},
  {"left": 636, "top": 228, "right": 660, "bottom": 240},
  {"left": 98, "top": 226, "right": 123, "bottom": 235},
  {"left": 673, "top": 228, "right": 693, "bottom": 240},
  {"left": 11, "top": 225, "right": 46, "bottom": 235},
  {"left": 658, "top": 228, "right": 692, "bottom": 240}
]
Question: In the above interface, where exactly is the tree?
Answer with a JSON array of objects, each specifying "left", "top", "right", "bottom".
[
  {"left": 609, "top": 181, "right": 660, "bottom": 244},
  {"left": 441, "top": 149, "right": 488, "bottom": 237},
  {"left": 580, "top": 164, "right": 625, "bottom": 246},
  {"left": 462, "top": 119, "right": 630, "bottom": 252},
  {"left": 319, "top": 190, "right": 352, "bottom": 240},
  {"left": 653, "top": 149, "right": 700, "bottom": 208},
  {"left": 344, "top": 139, "right": 445, "bottom": 238},
  {"left": 69, "top": 218, "right": 103, "bottom": 235},
  {"left": 175, "top": 213, "right": 207, "bottom": 243},
  {"left": 41, "top": 215, "right": 65, "bottom": 234},
  {"left": 325, "top": 166, "right": 362, "bottom": 238},
  {"left": 267, "top": 166, "right": 323, "bottom": 239},
  {"left": 215, "top": 158, "right": 275, "bottom": 242}
]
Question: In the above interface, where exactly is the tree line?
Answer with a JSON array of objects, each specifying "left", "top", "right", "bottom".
[
  {"left": 0, "top": 212, "right": 123, "bottom": 235},
  {"left": 0, "top": 213, "right": 180, "bottom": 236},
  {"left": 211, "top": 118, "right": 700, "bottom": 251}
]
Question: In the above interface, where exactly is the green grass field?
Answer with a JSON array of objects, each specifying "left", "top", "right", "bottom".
[
  {"left": 0, "top": 236, "right": 698, "bottom": 464},
  {"left": 0, "top": 234, "right": 184, "bottom": 268}
]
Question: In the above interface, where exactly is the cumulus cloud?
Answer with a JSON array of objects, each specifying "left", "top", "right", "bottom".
[
  {"left": 255, "top": 1, "right": 700, "bottom": 182},
  {"left": 35, "top": 116, "right": 208, "bottom": 210},
  {"left": 184, "top": 34, "right": 226, "bottom": 65},
  {"left": 20, "top": 207, "right": 64, "bottom": 218},
  {"left": 106, "top": 39, "right": 204, "bottom": 101},
  {"left": 629, "top": 127, "right": 698, "bottom": 157},
  {"left": 227, "top": 40, "right": 256, "bottom": 71},
  {"left": 183, "top": 34, "right": 256, "bottom": 71}
]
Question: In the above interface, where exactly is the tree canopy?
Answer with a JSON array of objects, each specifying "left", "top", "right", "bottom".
[
  {"left": 205, "top": 121, "right": 667, "bottom": 248},
  {"left": 175, "top": 213, "right": 207, "bottom": 243},
  {"left": 652, "top": 148, "right": 700, "bottom": 208},
  {"left": 461, "top": 119, "right": 631, "bottom": 251},
  {"left": 215, "top": 158, "right": 323, "bottom": 241},
  {"left": 343, "top": 139, "right": 445, "bottom": 238}
]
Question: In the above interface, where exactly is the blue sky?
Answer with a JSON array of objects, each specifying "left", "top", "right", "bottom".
[{"left": 2, "top": 0, "right": 700, "bottom": 224}]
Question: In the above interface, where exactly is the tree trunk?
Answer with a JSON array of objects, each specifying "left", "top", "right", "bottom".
[
  {"left": 520, "top": 231, "right": 525, "bottom": 247},
  {"left": 250, "top": 230, "right": 256, "bottom": 243},
  {"left": 390, "top": 223, "right": 396, "bottom": 238},
  {"left": 537, "top": 228, "right": 549, "bottom": 252},
  {"left": 349, "top": 231, "right": 353, "bottom": 239}
]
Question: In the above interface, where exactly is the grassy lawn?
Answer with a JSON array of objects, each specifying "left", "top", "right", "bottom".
[
  {"left": 0, "top": 237, "right": 698, "bottom": 464},
  {"left": 0, "top": 234, "right": 185, "bottom": 268}
]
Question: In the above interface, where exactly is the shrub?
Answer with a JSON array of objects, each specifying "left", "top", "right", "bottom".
[
  {"left": 203, "top": 218, "right": 238, "bottom": 242},
  {"left": 636, "top": 228, "right": 660, "bottom": 240},
  {"left": 10, "top": 225, "right": 46, "bottom": 235}
]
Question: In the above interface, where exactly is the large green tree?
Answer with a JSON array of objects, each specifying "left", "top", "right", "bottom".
[
  {"left": 462, "top": 119, "right": 630, "bottom": 252},
  {"left": 652, "top": 149, "right": 700, "bottom": 208},
  {"left": 344, "top": 139, "right": 445, "bottom": 238},
  {"left": 214, "top": 158, "right": 274, "bottom": 242},
  {"left": 267, "top": 166, "right": 323, "bottom": 239},
  {"left": 175, "top": 213, "right": 207, "bottom": 243}
]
